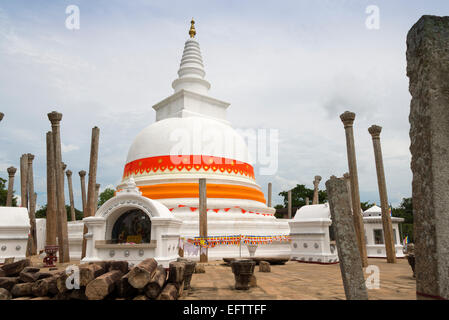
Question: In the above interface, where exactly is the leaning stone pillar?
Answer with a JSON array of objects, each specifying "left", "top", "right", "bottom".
[
  {"left": 312, "top": 175, "right": 322, "bottom": 205},
  {"left": 407, "top": 15, "right": 449, "bottom": 300},
  {"left": 81, "top": 127, "right": 100, "bottom": 259},
  {"left": 267, "top": 182, "right": 272, "bottom": 207},
  {"left": 368, "top": 125, "right": 396, "bottom": 263},
  {"left": 66, "top": 170, "right": 76, "bottom": 221},
  {"left": 326, "top": 176, "right": 368, "bottom": 300},
  {"left": 27, "top": 154, "right": 37, "bottom": 255},
  {"left": 287, "top": 190, "right": 292, "bottom": 219},
  {"left": 19, "top": 154, "right": 28, "bottom": 208},
  {"left": 340, "top": 111, "right": 368, "bottom": 267},
  {"left": 6, "top": 167, "right": 17, "bottom": 206},
  {"left": 46, "top": 132, "right": 57, "bottom": 246},
  {"left": 78, "top": 170, "right": 87, "bottom": 214},
  {"left": 48, "top": 111, "right": 70, "bottom": 262}
]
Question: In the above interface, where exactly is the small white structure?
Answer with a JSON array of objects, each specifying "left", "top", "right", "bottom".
[
  {"left": 363, "top": 205, "right": 405, "bottom": 258},
  {"left": 288, "top": 204, "right": 339, "bottom": 264},
  {"left": 82, "top": 178, "right": 182, "bottom": 267},
  {"left": 0, "top": 207, "right": 30, "bottom": 263},
  {"left": 68, "top": 221, "right": 84, "bottom": 260}
]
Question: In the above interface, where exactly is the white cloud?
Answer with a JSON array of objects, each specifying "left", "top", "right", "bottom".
[{"left": 61, "top": 143, "right": 80, "bottom": 153}]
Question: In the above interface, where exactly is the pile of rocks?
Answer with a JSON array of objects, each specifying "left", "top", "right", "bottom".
[{"left": 0, "top": 258, "right": 196, "bottom": 300}]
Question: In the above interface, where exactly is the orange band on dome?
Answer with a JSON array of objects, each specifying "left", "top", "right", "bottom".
[
  {"left": 135, "top": 183, "right": 266, "bottom": 204},
  {"left": 123, "top": 155, "right": 255, "bottom": 180}
]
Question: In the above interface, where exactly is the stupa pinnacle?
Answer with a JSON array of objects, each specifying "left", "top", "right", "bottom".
[{"left": 189, "top": 18, "right": 196, "bottom": 38}]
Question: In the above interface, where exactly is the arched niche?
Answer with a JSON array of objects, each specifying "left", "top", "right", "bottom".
[
  {"left": 111, "top": 208, "right": 152, "bottom": 244},
  {"left": 103, "top": 204, "right": 154, "bottom": 243}
]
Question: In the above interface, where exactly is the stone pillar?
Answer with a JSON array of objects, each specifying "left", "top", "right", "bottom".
[
  {"left": 66, "top": 170, "right": 76, "bottom": 221},
  {"left": 95, "top": 183, "right": 100, "bottom": 210},
  {"left": 340, "top": 111, "right": 368, "bottom": 267},
  {"left": 343, "top": 172, "right": 352, "bottom": 212},
  {"left": 26, "top": 154, "right": 37, "bottom": 255},
  {"left": 46, "top": 131, "right": 57, "bottom": 246},
  {"left": 6, "top": 167, "right": 17, "bottom": 207},
  {"left": 287, "top": 190, "right": 292, "bottom": 219},
  {"left": 305, "top": 197, "right": 309, "bottom": 206},
  {"left": 81, "top": 127, "right": 100, "bottom": 259},
  {"left": 199, "top": 178, "right": 208, "bottom": 263},
  {"left": 407, "top": 15, "right": 449, "bottom": 300},
  {"left": 368, "top": 125, "right": 396, "bottom": 263},
  {"left": 78, "top": 170, "right": 87, "bottom": 214},
  {"left": 267, "top": 182, "right": 272, "bottom": 207},
  {"left": 19, "top": 154, "right": 28, "bottom": 208},
  {"left": 48, "top": 111, "right": 70, "bottom": 263},
  {"left": 325, "top": 176, "right": 368, "bottom": 300},
  {"left": 312, "top": 175, "right": 322, "bottom": 205}
]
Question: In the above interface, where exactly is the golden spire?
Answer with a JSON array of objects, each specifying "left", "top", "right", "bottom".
[{"left": 189, "top": 18, "right": 196, "bottom": 38}]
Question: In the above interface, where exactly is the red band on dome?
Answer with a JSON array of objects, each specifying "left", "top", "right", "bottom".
[{"left": 123, "top": 155, "right": 255, "bottom": 180}]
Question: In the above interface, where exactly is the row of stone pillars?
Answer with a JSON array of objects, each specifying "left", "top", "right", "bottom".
[{"left": 2, "top": 112, "right": 100, "bottom": 263}]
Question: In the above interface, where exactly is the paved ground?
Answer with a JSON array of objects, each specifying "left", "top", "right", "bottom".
[
  {"left": 182, "top": 258, "right": 416, "bottom": 300},
  {"left": 28, "top": 256, "right": 415, "bottom": 300}
]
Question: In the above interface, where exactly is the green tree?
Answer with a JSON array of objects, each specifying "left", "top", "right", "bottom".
[
  {"left": 36, "top": 204, "right": 83, "bottom": 220},
  {"left": 0, "top": 177, "right": 18, "bottom": 206},
  {"left": 278, "top": 184, "right": 327, "bottom": 208},
  {"left": 392, "top": 197, "right": 413, "bottom": 242},
  {"left": 98, "top": 188, "right": 115, "bottom": 207}
]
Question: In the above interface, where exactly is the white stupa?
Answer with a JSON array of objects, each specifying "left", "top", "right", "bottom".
[{"left": 103, "top": 20, "right": 291, "bottom": 260}]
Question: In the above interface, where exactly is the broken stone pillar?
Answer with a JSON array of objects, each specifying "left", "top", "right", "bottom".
[
  {"left": 26, "top": 154, "right": 37, "bottom": 256},
  {"left": 343, "top": 172, "right": 353, "bottom": 212},
  {"left": 340, "top": 111, "right": 368, "bottom": 267},
  {"left": 48, "top": 111, "right": 70, "bottom": 263},
  {"left": 368, "top": 125, "right": 396, "bottom": 263},
  {"left": 82, "top": 127, "right": 100, "bottom": 259},
  {"left": 19, "top": 154, "right": 28, "bottom": 208},
  {"left": 312, "top": 175, "right": 322, "bottom": 205},
  {"left": 325, "top": 176, "right": 368, "bottom": 300},
  {"left": 267, "top": 182, "right": 272, "bottom": 207},
  {"left": 78, "top": 170, "right": 87, "bottom": 214},
  {"left": 287, "top": 190, "right": 292, "bottom": 219},
  {"left": 46, "top": 131, "right": 57, "bottom": 246},
  {"left": 6, "top": 166, "right": 17, "bottom": 207},
  {"left": 66, "top": 170, "right": 76, "bottom": 221},
  {"left": 407, "top": 15, "right": 449, "bottom": 300}
]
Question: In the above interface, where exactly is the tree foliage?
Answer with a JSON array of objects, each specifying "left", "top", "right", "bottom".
[
  {"left": 98, "top": 188, "right": 115, "bottom": 207},
  {"left": 392, "top": 197, "right": 413, "bottom": 242},
  {"left": 36, "top": 204, "right": 84, "bottom": 220},
  {"left": 0, "top": 177, "right": 18, "bottom": 207}
]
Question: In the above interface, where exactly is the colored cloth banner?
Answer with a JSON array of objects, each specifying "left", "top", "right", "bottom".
[{"left": 180, "top": 235, "right": 291, "bottom": 249}]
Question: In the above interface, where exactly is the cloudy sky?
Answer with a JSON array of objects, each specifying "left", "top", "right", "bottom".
[{"left": 1, "top": 0, "right": 448, "bottom": 210}]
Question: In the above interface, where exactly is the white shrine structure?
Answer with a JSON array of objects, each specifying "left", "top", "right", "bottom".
[
  {"left": 289, "top": 204, "right": 339, "bottom": 264},
  {"left": 363, "top": 204, "right": 405, "bottom": 258},
  {"left": 0, "top": 207, "right": 30, "bottom": 263},
  {"left": 81, "top": 20, "right": 290, "bottom": 264}
]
